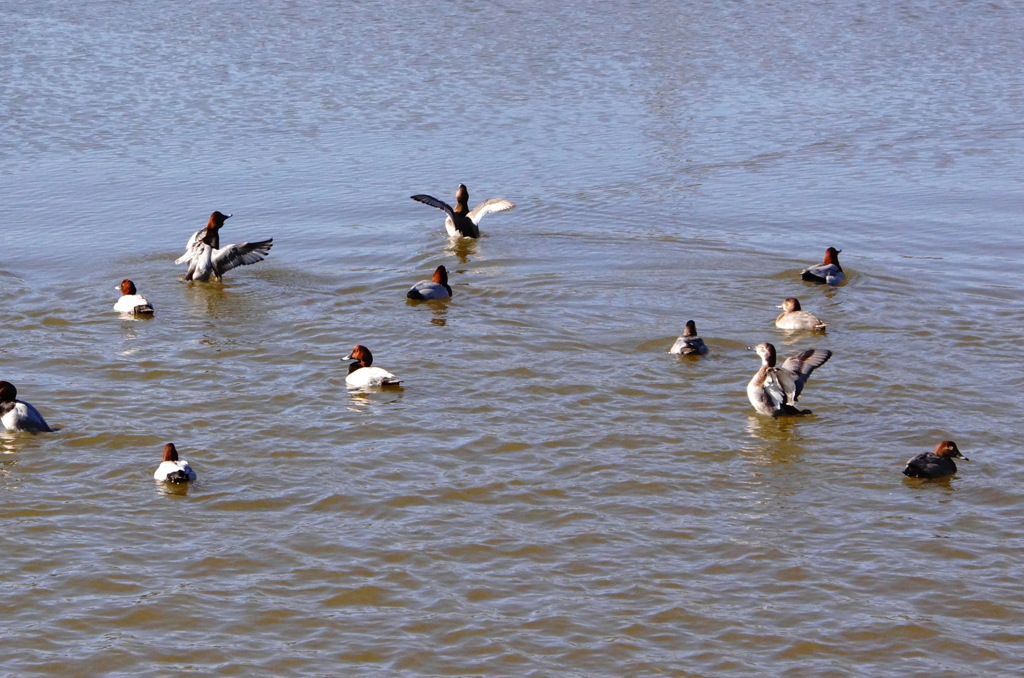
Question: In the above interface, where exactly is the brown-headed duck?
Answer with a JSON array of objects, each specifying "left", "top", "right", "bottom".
[
  {"left": 747, "top": 343, "right": 832, "bottom": 416},
  {"left": 153, "top": 443, "right": 196, "bottom": 483},
  {"left": 407, "top": 265, "right": 452, "bottom": 301},
  {"left": 174, "top": 211, "right": 273, "bottom": 281},
  {"left": 903, "top": 441, "right": 968, "bottom": 479},
  {"left": 410, "top": 184, "right": 515, "bottom": 238},
  {"left": 775, "top": 297, "right": 826, "bottom": 331},
  {"left": 342, "top": 345, "right": 402, "bottom": 389},
  {"left": 669, "top": 320, "right": 709, "bottom": 355},
  {"left": 801, "top": 247, "right": 844, "bottom": 285},
  {"left": 113, "top": 279, "right": 154, "bottom": 314}
]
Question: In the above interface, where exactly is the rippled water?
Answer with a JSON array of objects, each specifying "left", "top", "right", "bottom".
[{"left": 3, "top": 1, "right": 1024, "bottom": 675}]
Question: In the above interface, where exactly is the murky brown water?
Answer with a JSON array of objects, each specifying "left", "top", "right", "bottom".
[{"left": 3, "top": 1, "right": 1023, "bottom": 675}]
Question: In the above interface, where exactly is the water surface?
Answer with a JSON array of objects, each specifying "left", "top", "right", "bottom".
[{"left": 2, "top": 1, "right": 1023, "bottom": 675}]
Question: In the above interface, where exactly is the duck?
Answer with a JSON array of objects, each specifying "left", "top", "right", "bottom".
[
  {"left": 153, "top": 443, "right": 196, "bottom": 483},
  {"left": 342, "top": 345, "right": 402, "bottom": 388},
  {"left": 174, "top": 211, "right": 273, "bottom": 281},
  {"left": 747, "top": 343, "right": 832, "bottom": 416},
  {"left": 669, "top": 320, "right": 709, "bottom": 355},
  {"left": 800, "top": 247, "right": 844, "bottom": 285},
  {"left": 113, "top": 279, "right": 154, "bottom": 314},
  {"left": 903, "top": 440, "right": 968, "bottom": 479},
  {"left": 410, "top": 184, "right": 515, "bottom": 238},
  {"left": 775, "top": 297, "right": 826, "bottom": 331},
  {"left": 407, "top": 265, "right": 453, "bottom": 301},
  {"left": 0, "top": 381, "right": 52, "bottom": 433}
]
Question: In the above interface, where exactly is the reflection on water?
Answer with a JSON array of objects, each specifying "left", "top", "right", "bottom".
[
  {"left": 344, "top": 388, "right": 405, "bottom": 413},
  {"left": 446, "top": 236, "right": 478, "bottom": 264},
  {"left": 155, "top": 479, "right": 192, "bottom": 497},
  {"left": 0, "top": 435, "right": 20, "bottom": 455},
  {"left": 745, "top": 413, "right": 805, "bottom": 442}
]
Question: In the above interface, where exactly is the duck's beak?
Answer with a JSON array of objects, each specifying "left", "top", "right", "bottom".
[{"left": 341, "top": 354, "right": 353, "bottom": 361}]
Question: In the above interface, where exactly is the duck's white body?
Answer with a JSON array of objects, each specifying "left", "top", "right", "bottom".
[
  {"left": 800, "top": 263, "right": 844, "bottom": 286},
  {"left": 407, "top": 280, "right": 451, "bottom": 300},
  {"left": 153, "top": 459, "right": 196, "bottom": 483},
  {"left": 0, "top": 400, "right": 52, "bottom": 433},
  {"left": 114, "top": 293, "right": 154, "bottom": 314},
  {"left": 0, "top": 381, "right": 52, "bottom": 433},
  {"left": 346, "top": 366, "right": 401, "bottom": 389}
]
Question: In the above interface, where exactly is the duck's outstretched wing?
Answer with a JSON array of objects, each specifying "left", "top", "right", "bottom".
[
  {"left": 174, "top": 229, "right": 204, "bottom": 265},
  {"left": 468, "top": 199, "right": 515, "bottom": 225},
  {"left": 212, "top": 239, "right": 273, "bottom": 274},
  {"left": 410, "top": 194, "right": 455, "bottom": 220},
  {"left": 778, "top": 348, "right": 832, "bottom": 402}
]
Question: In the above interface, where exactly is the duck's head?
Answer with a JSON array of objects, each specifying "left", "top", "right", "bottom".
[
  {"left": 779, "top": 297, "right": 801, "bottom": 312},
  {"left": 343, "top": 344, "right": 373, "bottom": 367},
  {"left": 934, "top": 440, "right": 967, "bottom": 461},
  {"left": 754, "top": 342, "right": 777, "bottom": 367}
]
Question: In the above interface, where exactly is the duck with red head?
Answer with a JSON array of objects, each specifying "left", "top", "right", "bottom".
[
  {"left": 0, "top": 381, "right": 52, "bottom": 433},
  {"left": 153, "top": 443, "right": 197, "bottom": 483},
  {"left": 669, "top": 320, "right": 709, "bottom": 355},
  {"left": 747, "top": 342, "right": 832, "bottom": 416},
  {"left": 774, "top": 297, "right": 826, "bottom": 331},
  {"left": 903, "top": 441, "right": 969, "bottom": 479},
  {"left": 410, "top": 184, "right": 515, "bottom": 238},
  {"left": 800, "top": 247, "right": 844, "bottom": 285},
  {"left": 174, "top": 211, "right": 273, "bottom": 282},
  {"left": 113, "top": 279, "right": 154, "bottom": 314},
  {"left": 342, "top": 345, "right": 402, "bottom": 389},
  {"left": 407, "top": 265, "right": 453, "bottom": 301}
]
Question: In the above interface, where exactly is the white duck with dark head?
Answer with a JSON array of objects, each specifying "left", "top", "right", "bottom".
[{"left": 342, "top": 345, "right": 402, "bottom": 389}]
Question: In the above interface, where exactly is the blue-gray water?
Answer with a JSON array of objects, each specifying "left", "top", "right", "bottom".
[{"left": 2, "top": 1, "right": 1023, "bottom": 675}]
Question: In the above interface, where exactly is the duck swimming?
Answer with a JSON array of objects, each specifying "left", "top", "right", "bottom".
[
  {"left": 0, "top": 381, "right": 52, "bottom": 433},
  {"left": 669, "top": 320, "right": 709, "bottom": 355},
  {"left": 113, "top": 279, "right": 154, "bottom": 315},
  {"left": 153, "top": 443, "right": 196, "bottom": 483},
  {"left": 174, "top": 211, "right": 273, "bottom": 282},
  {"left": 407, "top": 265, "right": 453, "bottom": 301},
  {"left": 410, "top": 184, "right": 515, "bottom": 238},
  {"left": 801, "top": 247, "right": 844, "bottom": 285},
  {"left": 747, "top": 343, "right": 832, "bottom": 416},
  {"left": 775, "top": 297, "right": 826, "bottom": 331},
  {"left": 903, "top": 441, "right": 968, "bottom": 479},
  {"left": 342, "top": 345, "right": 402, "bottom": 389}
]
